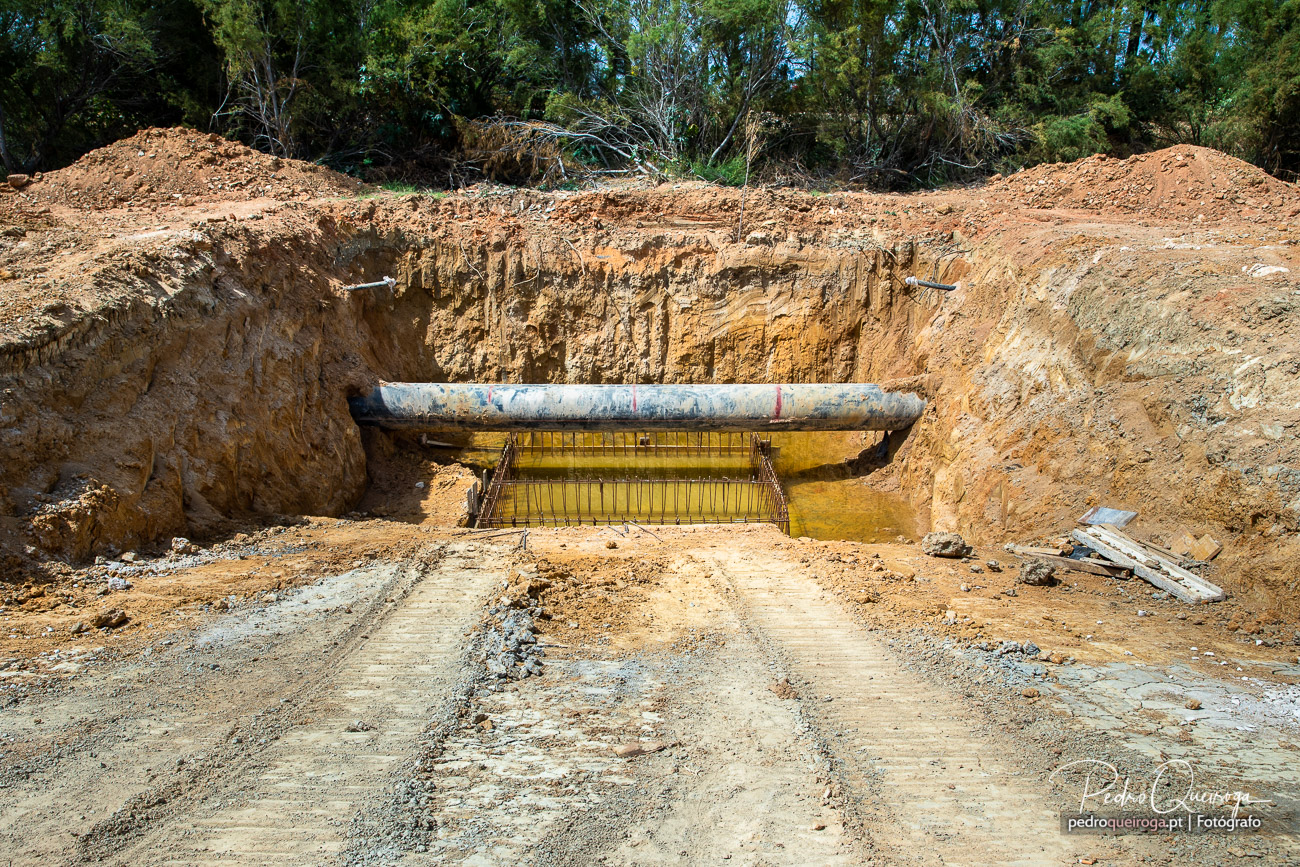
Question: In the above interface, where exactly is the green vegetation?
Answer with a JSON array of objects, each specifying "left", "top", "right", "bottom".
[
  {"left": 690, "top": 155, "right": 750, "bottom": 186},
  {"left": 1, "top": 0, "right": 1297, "bottom": 184}
]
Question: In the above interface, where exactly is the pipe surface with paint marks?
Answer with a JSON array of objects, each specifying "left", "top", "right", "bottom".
[{"left": 349, "top": 383, "right": 926, "bottom": 432}]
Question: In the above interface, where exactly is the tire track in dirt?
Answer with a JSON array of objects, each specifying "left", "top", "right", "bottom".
[
  {"left": 704, "top": 546, "right": 1080, "bottom": 867},
  {"left": 102, "top": 540, "right": 506, "bottom": 866},
  {"left": 3, "top": 552, "right": 435, "bottom": 866}
]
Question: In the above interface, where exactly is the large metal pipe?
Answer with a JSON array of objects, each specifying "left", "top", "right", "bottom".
[{"left": 349, "top": 383, "right": 926, "bottom": 432}]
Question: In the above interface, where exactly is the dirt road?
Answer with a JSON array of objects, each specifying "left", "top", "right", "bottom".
[
  {"left": 0, "top": 540, "right": 506, "bottom": 864},
  {"left": 1, "top": 526, "right": 1296, "bottom": 865},
  {"left": 705, "top": 545, "right": 1077, "bottom": 865}
]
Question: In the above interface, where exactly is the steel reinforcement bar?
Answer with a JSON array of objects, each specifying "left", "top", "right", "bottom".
[
  {"left": 513, "top": 430, "right": 754, "bottom": 456},
  {"left": 475, "top": 434, "right": 790, "bottom": 533},
  {"left": 475, "top": 435, "right": 518, "bottom": 529}
]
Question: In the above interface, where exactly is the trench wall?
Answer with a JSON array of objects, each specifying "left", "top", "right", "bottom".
[{"left": 1, "top": 193, "right": 1295, "bottom": 612}]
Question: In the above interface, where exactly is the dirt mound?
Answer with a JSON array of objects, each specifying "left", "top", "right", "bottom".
[
  {"left": 985, "top": 145, "right": 1299, "bottom": 219},
  {"left": 19, "top": 127, "right": 366, "bottom": 209}
]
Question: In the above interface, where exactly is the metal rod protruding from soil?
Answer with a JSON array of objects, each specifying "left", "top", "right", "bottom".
[
  {"left": 341, "top": 277, "right": 396, "bottom": 291},
  {"left": 904, "top": 276, "right": 958, "bottom": 291}
]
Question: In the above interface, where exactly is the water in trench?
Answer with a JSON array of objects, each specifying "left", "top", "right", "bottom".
[
  {"left": 767, "top": 431, "right": 920, "bottom": 543},
  {"left": 446, "top": 430, "right": 919, "bottom": 543}
]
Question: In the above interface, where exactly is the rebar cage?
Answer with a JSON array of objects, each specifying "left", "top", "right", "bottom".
[{"left": 474, "top": 432, "right": 790, "bottom": 533}]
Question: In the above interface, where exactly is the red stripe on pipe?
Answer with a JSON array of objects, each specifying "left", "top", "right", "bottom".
[
  {"left": 632, "top": 384, "right": 637, "bottom": 413},
  {"left": 774, "top": 384, "right": 783, "bottom": 419}
]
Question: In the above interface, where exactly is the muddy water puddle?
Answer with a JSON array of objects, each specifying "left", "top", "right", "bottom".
[
  {"left": 444, "top": 431, "right": 920, "bottom": 543},
  {"left": 768, "top": 431, "right": 921, "bottom": 543}
]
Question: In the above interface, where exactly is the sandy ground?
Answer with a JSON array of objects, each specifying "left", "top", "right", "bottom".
[{"left": 1, "top": 511, "right": 1297, "bottom": 865}]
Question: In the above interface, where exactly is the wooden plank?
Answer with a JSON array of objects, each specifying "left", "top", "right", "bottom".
[
  {"left": 1072, "top": 528, "right": 1224, "bottom": 603},
  {"left": 1093, "top": 525, "right": 1224, "bottom": 597},
  {"left": 1130, "top": 537, "right": 1192, "bottom": 567},
  {"left": 1171, "top": 529, "right": 1222, "bottom": 562},
  {"left": 1171, "top": 531, "right": 1198, "bottom": 558},
  {"left": 1007, "top": 544, "right": 1067, "bottom": 557},
  {"left": 1071, "top": 529, "right": 1202, "bottom": 603},
  {"left": 1190, "top": 534, "right": 1222, "bottom": 562},
  {"left": 1087, "top": 525, "right": 1162, "bottom": 567},
  {"left": 1017, "top": 551, "right": 1132, "bottom": 578}
]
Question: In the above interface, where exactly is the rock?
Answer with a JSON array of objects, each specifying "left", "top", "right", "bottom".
[
  {"left": 1022, "top": 687, "right": 1040, "bottom": 698},
  {"left": 1022, "top": 641, "right": 1040, "bottom": 656},
  {"left": 472, "top": 713, "right": 489, "bottom": 724},
  {"left": 921, "top": 532, "right": 969, "bottom": 558},
  {"left": 1047, "top": 651, "right": 1067, "bottom": 664},
  {"left": 70, "top": 621, "right": 87, "bottom": 635},
  {"left": 7, "top": 173, "right": 31, "bottom": 189},
  {"left": 853, "top": 591, "right": 880, "bottom": 604},
  {"left": 934, "top": 202, "right": 953, "bottom": 215},
  {"left": 478, "top": 718, "right": 494, "bottom": 731},
  {"left": 91, "top": 608, "right": 128, "bottom": 630},
  {"left": 959, "top": 583, "right": 971, "bottom": 592},
  {"left": 1017, "top": 560, "right": 1056, "bottom": 586},
  {"left": 1003, "top": 586, "right": 1017, "bottom": 597},
  {"left": 744, "top": 230, "right": 773, "bottom": 245},
  {"left": 170, "top": 537, "right": 197, "bottom": 555},
  {"left": 605, "top": 540, "right": 618, "bottom": 549},
  {"left": 1185, "top": 698, "right": 1202, "bottom": 710},
  {"left": 769, "top": 677, "right": 797, "bottom": 699},
  {"left": 107, "top": 576, "right": 132, "bottom": 591},
  {"left": 262, "top": 593, "right": 278, "bottom": 603},
  {"left": 121, "top": 552, "right": 139, "bottom": 563},
  {"left": 345, "top": 720, "right": 373, "bottom": 732},
  {"left": 968, "top": 564, "right": 983, "bottom": 574},
  {"left": 986, "top": 560, "right": 1002, "bottom": 572}
]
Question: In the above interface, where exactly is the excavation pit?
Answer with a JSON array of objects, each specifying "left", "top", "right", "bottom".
[
  {"left": 383, "top": 428, "right": 920, "bottom": 542},
  {"left": 352, "top": 383, "right": 925, "bottom": 541},
  {"left": 471, "top": 431, "right": 790, "bottom": 532}
]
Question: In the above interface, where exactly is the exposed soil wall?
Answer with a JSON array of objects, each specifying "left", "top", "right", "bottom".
[
  {"left": 1, "top": 153, "right": 1297, "bottom": 612},
  {"left": 0, "top": 198, "right": 947, "bottom": 555}
]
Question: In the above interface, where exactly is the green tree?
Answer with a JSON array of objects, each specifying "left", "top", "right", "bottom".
[
  {"left": 198, "top": 0, "right": 366, "bottom": 156},
  {"left": 0, "top": 0, "right": 217, "bottom": 171}
]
